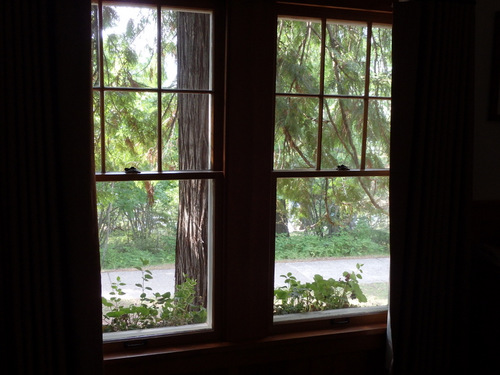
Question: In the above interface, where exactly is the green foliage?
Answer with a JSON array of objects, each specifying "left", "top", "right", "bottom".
[
  {"left": 97, "top": 180, "right": 179, "bottom": 269},
  {"left": 273, "top": 264, "right": 367, "bottom": 315},
  {"left": 102, "top": 259, "right": 206, "bottom": 332},
  {"left": 275, "top": 225, "right": 389, "bottom": 260},
  {"left": 274, "top": 18, "right": 392, "bottom": 245},
  {"left": 92, "top": 5, "right": 181, "bottom": 173}
]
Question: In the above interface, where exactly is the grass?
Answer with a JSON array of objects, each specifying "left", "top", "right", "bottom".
[{"left": 100, "top": 229, "right": 390, "bottom": 271}]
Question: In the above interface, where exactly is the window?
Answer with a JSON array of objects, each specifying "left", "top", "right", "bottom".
[
  {"left": 91, "top": 1, "right": 222, "bottom": 340},
  {"left": 272, "top": 9, "right": 391, "bottom": 322},
  {"left": 92, "top": 0, "right": 392, "bottom": 351}
]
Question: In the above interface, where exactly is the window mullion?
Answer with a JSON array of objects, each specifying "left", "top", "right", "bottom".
[
  {"left": 316, "top": 18, "right": 327, "bottom": 171},
  {"left": 98, "top": 0, "right": 106, "bottom": 173},
  {"left": 157, "top": 5, "right": 163, "bottom": 172},
  {"left": 360, "top": 22, "right": 372, "bottom": 171}
]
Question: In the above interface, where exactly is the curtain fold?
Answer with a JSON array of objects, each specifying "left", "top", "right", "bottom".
[
  {"left": 1, "top": 1, "right": 103, "bottom": 374},
  {"left": 389, "top": 0, "right": 474, "bottom": 374}
]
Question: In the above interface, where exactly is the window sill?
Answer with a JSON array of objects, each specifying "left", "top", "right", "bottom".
[
  {"left": 274, "top": 305, "right": 387, "bottom": 323},
  {"left": 103, "top": 310, "right": 387, "bottom": 374},
  {"left": 95, "top": 170, "right": 223, "bottom": 182}
]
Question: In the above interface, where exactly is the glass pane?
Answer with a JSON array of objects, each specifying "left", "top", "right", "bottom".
[
  {"left": 91, "top": 4, "right": 99, "bottom": 87},
  {"left": 322, "top": 98, "right": 364, "bottom": 169},
  {"left": 176, "top": 93, "right": 211, "bottom": 170},
  {"left": 274, "top": 177, "right": 389, "bottom": 316},
  {"left": 162, "top": 10, "right": 212, "bottom": 90},
  {"left": 274, "top": 96, "right": 319, "bottom": 169},
  {"left": 93, "top": 92, "right": 102, "bottom": 172},
  {"left": 159, "top": 92, "right": 211, "bottom": 171},
  {"left": 160, "top": 9, "right": 178, "bottom": 88},
  {"left": 370, "top": 25, "right": 392, "bottom": 97},
  {"left": 324, "top": 21, "right": 367, "bottom": 96},
  {"left": 367, "top": 99, "right": 391, "bottom": 169},
  {"left": 99, "top": 179, "right": 212, "bottom": 335},
  {"left": 161, "top": 93, "right": 179, "bottom": 170},
  {"left": 104, "top": 91, "right": 157, "bottom": 172},
  {"left": 276, "top": 18, "right": 321, "bottom": 94},
  {"left": 102, "top": 5, "right": 158, "bottom": 88}
]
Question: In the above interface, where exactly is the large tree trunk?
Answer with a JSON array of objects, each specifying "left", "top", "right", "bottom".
[{"left": 175, "top": 12, "right": 210, "bottom": 307}]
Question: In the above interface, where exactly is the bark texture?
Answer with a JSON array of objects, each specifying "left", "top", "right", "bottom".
[{"left": 175, "top": 12, "right": 210, "bottom": 306}]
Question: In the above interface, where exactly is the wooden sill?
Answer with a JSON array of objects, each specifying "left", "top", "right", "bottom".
[{"left": 103, "top": 317, "right": 387, "bottom": 374}]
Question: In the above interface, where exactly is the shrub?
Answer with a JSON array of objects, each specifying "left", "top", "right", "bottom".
[
  {"left": 102, "top": 259, "right": 206, "bottom": 332},
  {"left": 273, "top": 263, "right": 367, "bottom": 315}
]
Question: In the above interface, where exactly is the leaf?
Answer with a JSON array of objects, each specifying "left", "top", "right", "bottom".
[{"left": 102, "top": 297, "right": 113, "bottom": 307}]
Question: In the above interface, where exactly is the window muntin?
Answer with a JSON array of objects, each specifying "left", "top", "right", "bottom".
[
  {"left": 92, "top": 1, "right": 217, "bottom": 340},
  {"left": 92, "top": 0, "right": 392, "bottom": 350},
  {"left": 274, "top": 17, "right": 391, "bottom": 172},
  {"left": 273, "top": 15, "right": 391, "bottom": 320},
  {"left": 92, "top": 3, "right": 213, "bottom": 174}
]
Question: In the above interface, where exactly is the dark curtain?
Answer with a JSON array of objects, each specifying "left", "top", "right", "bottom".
[
  {"left": 1, "top": 1, "right": 103, "bottom": 374},
  {"left": 389, "top": 0, "right": 474, "bottom": 374}
]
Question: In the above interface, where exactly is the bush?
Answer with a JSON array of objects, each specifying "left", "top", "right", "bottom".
[
  {"left": 275, "top": 227, "right": 389, "bottom": 260},
  {"left": 100, "top": 234, "right": 176, "bottom": 270},
  {"left": 102, "top": 259, "right": 206, "bottom": 332},
  {"left": 273, "top": 263, "right": 367, "bottom": 315}
]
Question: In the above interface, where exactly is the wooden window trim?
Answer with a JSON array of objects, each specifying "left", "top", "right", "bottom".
[{"left": 97, "top": 0, "right": 392, "bottom": 361}]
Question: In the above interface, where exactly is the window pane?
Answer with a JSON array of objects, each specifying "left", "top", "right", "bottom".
[
  {"left": 370, "top": 25, "right": 392, "bottom": 97},
  {"left": 104, "top": 91, "right": 158, "bottom": 172},
  {"left": 276, "top": 18, "right": 321, "bottom": 94},
  {"left": 322, "top": 98, "right": 364, "bottom": 169},
  {"left": 176, "top": 93, "right": 212, "bottom": 170},
  {"left": 161, "top": 93, "right": 179, "bottom": 170},
  {"left": 274, "top": 96, "right": 319, "bottom": 169},
  {"left": 163, "top": 11, "right": 212, "bottom": 90},
  {"left": 98, "top": 179, "right": 212, "bottom": 336},
  {"left": 91, "top": 4, "right": 99, "bottom": 87},
  {"left": 102, "top": 5, "right": 158, "bottom": 88},
  {"left": 324, "top": 21, "right": 367, "bottom": 96},
  {"left": 367, "top": 99, "right": 391, "bottom": 169},
  {"left": 274, "top": 177, "right": 389, "bottom": 316},
  {"left": 93, "top": 92, "right": 102, "bottom": 172}
]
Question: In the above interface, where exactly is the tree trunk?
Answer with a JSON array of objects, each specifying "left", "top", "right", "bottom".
[{"left": 175, "top": 12, "right": 210, "bottom": 307}]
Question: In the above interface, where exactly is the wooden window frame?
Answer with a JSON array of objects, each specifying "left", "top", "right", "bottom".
[
  {"left": 93, "top": 0, "right": 226, "bottom": 351},
  {"left": 269, "top": 2, "right": 391, "bottom": 333},
  {"left": 98, "top": 0, "right": 392, "bottom": 360}
]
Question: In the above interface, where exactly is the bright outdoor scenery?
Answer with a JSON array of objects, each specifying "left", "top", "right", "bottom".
[
  {"left": 92, "top": 3, "right": 392, "bottom": 334},
  {"left": 273, "top": 18, "right": 391, "bottom": 316},
  {"left": 92, "top": 3, "right": 213, "bottom": 334}
]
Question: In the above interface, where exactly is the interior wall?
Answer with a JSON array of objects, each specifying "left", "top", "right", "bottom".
[{"left": 474, "top": 0, "right": 500, "bottom": 200}]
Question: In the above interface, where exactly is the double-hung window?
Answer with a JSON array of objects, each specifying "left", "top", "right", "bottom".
[
  {"left": 92, "top": 0, "right": 223, "bottom": 341},
  {"left": 272, "top": 5, "right": 391, "bottom": 323},
  {"left": 91, "top": 0, "right": 392, "bottom": 350}
]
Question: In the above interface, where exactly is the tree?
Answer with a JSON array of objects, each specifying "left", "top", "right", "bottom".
[
  {"left": 274, "top": 19, "right": 391, "bottom": 236},
  {"left": 175, "top": 12, "right": 211, "bottom": 307}
]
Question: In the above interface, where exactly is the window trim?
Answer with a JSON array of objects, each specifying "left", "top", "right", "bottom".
[
  {"left": 270, "top": 2, "right": 391, "bottom": 330},
  {"left": 97, "top": 0, "right": 392, "bottom": 357},
  {"left": 93, "top": 0, "right": 226, "bottom": 349}
]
